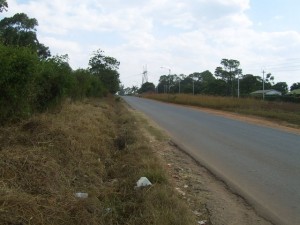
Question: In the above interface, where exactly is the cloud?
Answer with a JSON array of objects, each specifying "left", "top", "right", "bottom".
[{"left": 3, "top": 0, "right": 300, "bottom": 87}]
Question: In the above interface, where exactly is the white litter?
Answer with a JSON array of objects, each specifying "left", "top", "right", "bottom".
[
  {"left": 198, "top": 220, "right": 207, "bottom": 225},
  {"left": 135, "top": 177, "right": 152, "bottom": 188},
  {"left": 75, "top": 192, "right": 88, "bottom": 199}
]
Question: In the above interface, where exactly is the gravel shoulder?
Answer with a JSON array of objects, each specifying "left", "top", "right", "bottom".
[{"left": 129, "top": 106, "right": 276, "bottom": 225}]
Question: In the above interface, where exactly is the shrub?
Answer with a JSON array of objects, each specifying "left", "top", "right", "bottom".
[
  {"left": 34, "top": 55, "right": 74, "bottom": 111},
  {"left": 0, "top": 44, "right": 39, "bottom": 123}
]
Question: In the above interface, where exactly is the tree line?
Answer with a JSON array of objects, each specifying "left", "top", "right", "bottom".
[
  {"left": 0, "top": 1, "right": 120, "bottom": 124},
  {"left": 125, "top": 59, "right": 299, "bottom": 97}
]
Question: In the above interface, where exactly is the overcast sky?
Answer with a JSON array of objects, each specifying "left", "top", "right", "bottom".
[{"left": 2, "top": 0, "right": 300, "bottom": 88}]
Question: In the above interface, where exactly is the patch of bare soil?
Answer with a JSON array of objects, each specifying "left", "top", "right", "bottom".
[{"left": 135, "top": 110, "right": 274, "bottom": 225}]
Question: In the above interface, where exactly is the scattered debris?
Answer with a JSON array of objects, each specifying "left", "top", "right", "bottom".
[
  {"left": 135, "top": 177, "right": 152, "bottom": 188},
  {"left": 175, "top": 187, "right": 186, "bottom": 196},
  {"left": 198, "top": 220, "right": 207, "bottom": 225},
  {"left": 75, "top": 192, "right": 88, "bottom": 199}
]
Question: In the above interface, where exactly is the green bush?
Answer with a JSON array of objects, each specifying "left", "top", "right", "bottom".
[
  {"left": 0, "top": 44, "right": 39, "bottom": 123},
  {"left": 34, "top": 55, "right": 73, "bottom": 111},
  {"left": 0, "top": 45, "right": 108, "bottom": 123},
  {"left": 70, "top": 69, "right": 106, "bottom": 100}
]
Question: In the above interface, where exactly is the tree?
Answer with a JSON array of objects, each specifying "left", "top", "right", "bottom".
[
  {"left": 0, "top": 13, "right": 50, "bottom": 58},
  {"left": 0, "top": 44, "right": 39, "bottom": 122},
  {"left": 290, "top": 82, "right": 300, "bottom": 91},
  {"left": 35, "top": 54, "right": 73, "bottom": 110},
  {"left": 118, "top": 84, "right": 125, "bottom": 96},
  {"left": 138, "top": 82, "right": 155, "bottom": 93},
  {"left": 157, "top": 75, "right": 170, "bottom": 93},
  {"left": 265, "top": 73, "right": 274, "bottom": 86},
  {"left": 124, "top": 85, "right": 139, "bottom": 95},
  {"left": 189, "top": 70, "right": 215, "bottom": 94},
  {"left": 239, "top": 74, "right": 262, "bottom": 95},
  {"left": 0, "top": 0, "right": 8, "bottom": 13},
  {"left": 206, "top": 79, "right": 227, "bottom": 96},
  {"left": 273, "top": 82, "right": 288, "bottom": 95},
  {"left": 89, "top": 49, "right": 120, "bottom": 94},
  {"left": 181, "top": 76, "right": 194, "bottom": 93},
  {"left": 214, "top": 59, "right": 242, "bottom": 96}
]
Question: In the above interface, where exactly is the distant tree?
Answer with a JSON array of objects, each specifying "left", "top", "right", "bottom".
[
  {"left": 0, "top": 0, "right": 8, "bottom": 13},
  {"left": 214, "top": 59, "right": 242, "bottom": 96},
  {"left": 0, "top": 13, "right": 50, "bottom": 58},
  {"left": 272, "top": 82, "right": 288, "bottom": 95},
  {"left": 89, "top": 49, "right": 120, "bottom": 94},
  {"left": 118, "top": 84, "right": 125, "bottom": 96},
  {"left": 125, "top": 85, "right": 139, "bottom": 95},
  {"left": 138, "top": 82, "right": 155, "bottom": 93},
  {"left": 205, "top": 79, "right": 227, "bottom": 96},
  {"left": 157, "top": 75, "right": 170, "bottom": 93},
  {"left": 190, "top": 70, "right": 215, "bottom": 94},
  {"left": 290, "top": 82, "right": 300, "bottom": 91},
  {"left": 239, "top": 74, "right": 262, "bottom": 95},
  {"left": 265, "top": 73, "right": 274, "bottom": 86}
]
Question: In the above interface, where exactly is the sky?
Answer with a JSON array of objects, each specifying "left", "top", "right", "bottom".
[{"left": 2, "top": 0, "right": 300, "bottom": 88}]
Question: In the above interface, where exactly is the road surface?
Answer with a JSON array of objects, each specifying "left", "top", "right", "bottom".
[{"left": 123, "top": 96, "right": 300, "bottom": 225}]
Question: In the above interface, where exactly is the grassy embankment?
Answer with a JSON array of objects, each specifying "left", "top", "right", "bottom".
[
  {"left": 143, "top": 94, "right": 300, "bottom": 127},
  {"left": 0, "top": 97, "right": 197, "bottom": 225}
]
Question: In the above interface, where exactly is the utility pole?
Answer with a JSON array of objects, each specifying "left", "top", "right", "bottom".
[{"left": 262, "top": 70, "right": 265, "bottom": 100}]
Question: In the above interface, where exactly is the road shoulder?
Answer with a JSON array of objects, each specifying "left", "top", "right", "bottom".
[{"left": 129, "top": 106, "right": 274, "bottom": 225}]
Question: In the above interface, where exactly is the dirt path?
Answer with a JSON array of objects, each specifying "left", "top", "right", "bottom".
[{"left": 131, "top": 108, "right": 275, "bottom": 225}]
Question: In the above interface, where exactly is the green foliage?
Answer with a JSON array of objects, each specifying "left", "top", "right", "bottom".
[
  {"left": 290, "top": 82, "right": 300, "bottom": 91},
  {"left": 89, "top": 49, "right": 120, "bottom": 94},
  {"left": 0, "top": 44, "right": 39, "bottom": 122},
  {"left": 123, "top": 86, "right": 139, "bottom": 95},
  {"left": 0, "top": 13, "right": 50, "bottom": 59},
  {"left": 0, "top": 45, "right": 109, "bottom": 124},
  {"left": 273, "top": 82, "right": 288, "bottom": 95},
  {"left": 34, "top": 55, "right": 73, "bottom": 111},
  {"left": 0, "top": 0, "right": 8, "bottom": 12},
  {"left": 0, "top": 7, "right": 115, "bottom": 123},
  {"left": 214, "top": 59, "right": 242, "bottom": 96},
  {"left": 239, "top": 74, "right": 262, "bottom": 95},
  {"left": 139, "top": 82, "right": 155, "bottom": 93}
]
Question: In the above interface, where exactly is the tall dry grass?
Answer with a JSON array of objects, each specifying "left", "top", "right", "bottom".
[
  {"left": 0, "top": 97, "right": 197, "bottom": 225},
  {"left": 144, "top": 94, "right": 300, "bottom": 126}
]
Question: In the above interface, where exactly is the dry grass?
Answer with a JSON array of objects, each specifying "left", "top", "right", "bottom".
[
  {"left": 144, "top": 94, "right": 300, "bottom": 127},
  {"left": 0, "top": 97, "right": 196, "bottom": 225}
]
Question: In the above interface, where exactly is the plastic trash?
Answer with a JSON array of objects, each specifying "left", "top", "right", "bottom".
[
  {"left": 75, "top": 192, "right": 88, "bottom": 198},
  {"left": 135, "top": 177, "right": 152, "bottom": 188}
]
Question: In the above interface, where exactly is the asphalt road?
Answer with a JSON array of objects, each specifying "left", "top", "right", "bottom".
[{"left": 123, "top": 96, "right": 300, "bottom": 225}]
